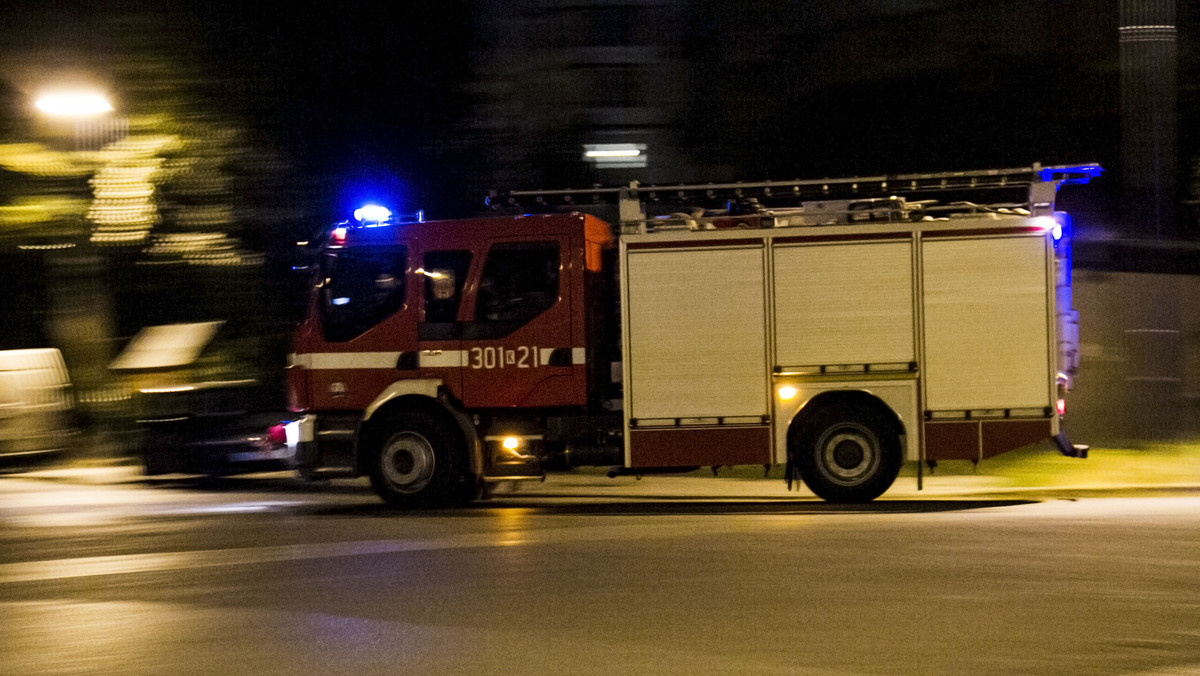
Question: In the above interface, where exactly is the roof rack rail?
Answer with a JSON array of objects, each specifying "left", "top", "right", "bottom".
[{"left": 485, "top": 163, "right": 1102, "bottom": 229}]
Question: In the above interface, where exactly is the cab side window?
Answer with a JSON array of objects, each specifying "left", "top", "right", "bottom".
[
  {"left": 472, "top": 242, "right": 560, "bottom": 335},
  {"left": 320, "top": 246, "right": 407, "bottom": 342},
  {"left": 422, "top": 250, "right": 472, "bottom": 324}
]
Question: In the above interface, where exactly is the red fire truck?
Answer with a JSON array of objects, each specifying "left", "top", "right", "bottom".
[{"left": 283, "top": 164, "right": 1100, "bottom": 506}]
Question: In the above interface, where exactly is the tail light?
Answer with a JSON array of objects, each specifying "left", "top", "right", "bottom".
[{"left": 266, "top": 424, "right": 288, "bottom": 447}]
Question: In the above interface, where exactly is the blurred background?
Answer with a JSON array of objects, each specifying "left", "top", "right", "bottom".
[{"left": 0, "top": 0, "right": 1196, "bottom": 464}]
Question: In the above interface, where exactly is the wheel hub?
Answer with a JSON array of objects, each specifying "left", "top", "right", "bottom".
[
  {"left": 817, "top": 424, "right": 881, "bottom": 486},
  {"left": 381, "top": 431, "right": 436, "bottom": 493},
  {"left": 832, "top": 439, "right": 865, "bottom": 470}
]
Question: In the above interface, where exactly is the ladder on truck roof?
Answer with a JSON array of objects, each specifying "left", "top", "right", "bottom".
[{"left": 486, "top": 163, "right": 1102, "bottom": 233}]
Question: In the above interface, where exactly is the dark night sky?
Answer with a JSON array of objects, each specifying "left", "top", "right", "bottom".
[{"left": 2, "top": 1, "right": 1196, "bottom": 224}]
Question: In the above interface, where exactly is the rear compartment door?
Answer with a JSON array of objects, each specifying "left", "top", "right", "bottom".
[{"left": 922, "top": 233, "right": 1053, "bottom": 412}]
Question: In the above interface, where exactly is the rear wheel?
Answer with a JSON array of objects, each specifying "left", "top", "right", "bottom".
[
  {"left": 793, "top": 406, "right": 901, "bottom": 503},
  {"left": 368, "top": 410, "right": 471, "bottom": 508}
]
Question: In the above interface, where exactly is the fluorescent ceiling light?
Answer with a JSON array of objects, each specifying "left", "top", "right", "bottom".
[{"left": 583, "top": 143, "right": 647, "bottom": 168}]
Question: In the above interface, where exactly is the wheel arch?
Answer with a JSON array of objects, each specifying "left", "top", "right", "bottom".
[
  {"left": 787, "top": 389, "right": 905, "bottom": 454},
  {"left": 357, "top": 386, "right": 481, "bottom": 478},
  {"left": 364, "top": 379, "right": 442, "bottom": 421},
  {"left": 785, "top": 389, "right": 906, "bottom": 502}
]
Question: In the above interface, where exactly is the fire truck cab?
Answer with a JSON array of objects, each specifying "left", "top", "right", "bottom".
[
  {"left": 285, "top": 164, "right": 1100, "bottom": 506},
  {"left": 287, "top": 209, "right": 620, "bottom": 504}
]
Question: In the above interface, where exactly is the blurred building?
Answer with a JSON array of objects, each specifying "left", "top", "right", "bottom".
[
  {"left": 460, "top": 0, "right": 1118, "bottom": 199},
  {"left": 465, "top": 0, "right": 693, "bottom": 192},
  {"left": 1071, "top": 268, "right": 1200, "bottom": 445},
  {"left": 1120, "top": 0, "right": 1177, "bottom": 238}
]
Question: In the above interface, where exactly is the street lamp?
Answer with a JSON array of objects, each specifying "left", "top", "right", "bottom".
[
  {"left": 34, "top": 91, "right": 121, "bottom": 151},
  {"left": 34, "top": 92, "right": 114, "bottom": 117}
]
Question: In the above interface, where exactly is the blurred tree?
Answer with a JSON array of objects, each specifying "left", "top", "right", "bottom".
[{"left": 0, "top": 53, "right": 302, "bottom": 453}]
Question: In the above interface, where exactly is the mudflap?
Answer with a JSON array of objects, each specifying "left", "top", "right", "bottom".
[{"left": 1054, "top": 432, "right": 1089, "bottom": 459}]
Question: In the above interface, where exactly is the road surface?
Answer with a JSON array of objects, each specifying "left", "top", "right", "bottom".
[{"left": 1, "top": 469, "right": 1198, "bottom": 675}]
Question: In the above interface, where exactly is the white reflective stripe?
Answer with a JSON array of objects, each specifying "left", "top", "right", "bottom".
[
  {"left": 293, "top": 349, "right": 577, "bottom": 369},
  {"left": 419, "top": 350, "right": 466, "bottom": 368},
  {"left": 299, "top": 353, "right": 402, "bottom": 370}
]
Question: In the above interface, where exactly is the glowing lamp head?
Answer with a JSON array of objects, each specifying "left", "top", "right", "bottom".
[
  {"left": 35, "top": 92, "right": 114, "bottom": 117},
  {"left": 502, "top": 437, "right": 520, "bottom": 451},
  {"left": 354, "top": 205, "right": 392, "bottom": 223},
  {"left": 331, "top": 226, "right": 347, "bottom": 244},
  {"left": 1056, "top": 398, "right": 1066, "bottom": 417},
  {"left": 778, "top": 386, "right": 798, "bottom": 401}
]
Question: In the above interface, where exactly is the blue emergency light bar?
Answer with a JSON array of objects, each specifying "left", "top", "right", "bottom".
[
  {"left": 354, "top": 205, "right": 393, "bottom": 223},
  {"left": 1038, "top": 164, "right": 1103, "bottom": 185},
  {"left": 350, "top": 205, "right": 425, "bottom": 226}
]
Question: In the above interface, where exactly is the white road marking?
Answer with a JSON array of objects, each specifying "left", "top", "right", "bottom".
[
  {"left": 0, "top": 537, "right": 490, "bottom": 585},
  {"left": 0, "top": 522, "right": 719, "bottom": 585}
]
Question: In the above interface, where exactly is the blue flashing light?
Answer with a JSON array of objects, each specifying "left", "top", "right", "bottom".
[
  {"left": 1038, "top": 164, "right": 1103, "bottom": 185},
  {"left": 331, "top": 297, "right": 350, "bottom": 306},
  {"left": 354, "top": 204, "right": 392, "bottom": 223},
  {"left": 1052, "top": 211, "right": 1072, "bottom": 243}
]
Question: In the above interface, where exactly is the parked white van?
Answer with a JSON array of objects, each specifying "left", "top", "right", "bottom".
[{"left": 0, "top": 348, "right": 75, "bottom": 464}]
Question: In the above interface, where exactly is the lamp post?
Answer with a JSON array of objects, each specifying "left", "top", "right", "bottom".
[{"left": 31, "top": 89, "right": 121, "bottom": 457}]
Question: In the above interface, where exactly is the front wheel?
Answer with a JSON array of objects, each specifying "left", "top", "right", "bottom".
[
  {"left": 367, "top": 410, "right": 470, "bottom": 508},
  {"left": 793, "top": 407, "right": 902, "bottom": 503}
]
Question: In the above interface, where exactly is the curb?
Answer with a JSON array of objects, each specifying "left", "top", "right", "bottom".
[{"left": 6, "top": 464, "right": 1199, "bottom": 500}]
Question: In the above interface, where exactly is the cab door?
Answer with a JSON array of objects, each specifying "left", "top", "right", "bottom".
[
  {"left": 415, "top": 248, "right": 473, "bottom": 401},
  {"left": 459, "top": 237, "right": 584, "bottom": 408}
]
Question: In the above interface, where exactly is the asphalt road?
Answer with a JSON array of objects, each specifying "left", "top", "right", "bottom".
[{"left": 1, "top": 470, "right": 1198, "bottom": 675}]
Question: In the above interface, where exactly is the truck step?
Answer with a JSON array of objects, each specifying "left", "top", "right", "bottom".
[{"left": 483, "top": 474, "right": 546, "bottom": 483}]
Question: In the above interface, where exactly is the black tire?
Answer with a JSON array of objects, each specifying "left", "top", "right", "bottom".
[
  {"left": 367, "top": 410, "right": 471, "bottom": 508},
  {"left": 142, "top": 429, "right": 183, "bottom": 475},
  {"left": 143, "top": 444, "right": 169, "bottom": 475},
  {"left": 793, "top": 406, "right": 902, "bottom": 503}
]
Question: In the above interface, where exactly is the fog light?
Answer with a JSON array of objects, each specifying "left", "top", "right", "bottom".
[{"left": 502, "top": 436, "right": 520, "bottom": 451}]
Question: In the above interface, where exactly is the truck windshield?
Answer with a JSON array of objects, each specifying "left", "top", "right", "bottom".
[{"left": 319, "top": 246, "right": 407, "bottom": 342}]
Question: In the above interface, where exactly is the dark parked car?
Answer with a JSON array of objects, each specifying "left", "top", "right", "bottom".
[{"left": 112, "top": 321, "right": 292, "bottom": 476}]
